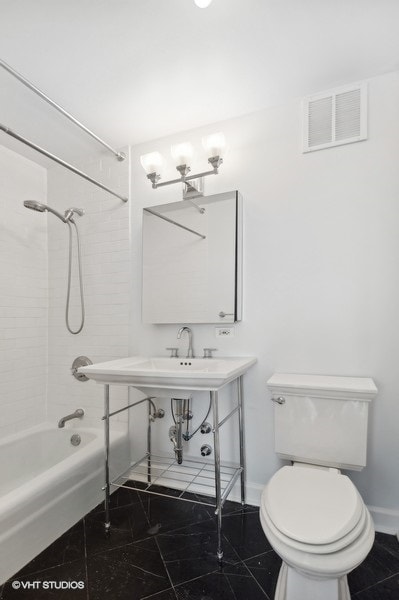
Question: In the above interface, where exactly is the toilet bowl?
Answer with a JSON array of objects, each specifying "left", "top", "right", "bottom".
[
  {"left": 262, "top": 373, "right": 378, "bottom": 600},
  {"left": 259, "top": 464, "right": 374, "bottom": 600}
]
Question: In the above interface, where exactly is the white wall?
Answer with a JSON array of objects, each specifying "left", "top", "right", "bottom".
[
  {"left": 46, "top": 149, "right": 131, "bottom": 430},
  {"left": 0, "top": 146, "right": 47, "bottom": 438},
  {"left": 129, "top": 70, "right": 399, "bottom": 532}
]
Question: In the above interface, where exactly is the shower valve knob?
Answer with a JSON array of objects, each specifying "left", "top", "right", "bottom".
[
  {"left": 71, "top": 356, "right": 93, "bottom": 381},
  {"left": 153, "top": 408, "right": 165, "bottom": 420},
  {"left": 200, "top": 444, "right": 212, "bottom": 457},
  {"left": 200, "top": 422, "right": 212, "bottom": 434}
]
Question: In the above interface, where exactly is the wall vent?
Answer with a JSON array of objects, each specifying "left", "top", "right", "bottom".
[{"left": 303, "top": 82, "right": 367, "bottom": 152}]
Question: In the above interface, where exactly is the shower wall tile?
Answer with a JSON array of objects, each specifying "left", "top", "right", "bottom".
[
  {"left": 0, "top": 145, "right": 47, "bottom": 439},
  {"left": 46, "top": 147, "right": 131, "bottom": 430}
]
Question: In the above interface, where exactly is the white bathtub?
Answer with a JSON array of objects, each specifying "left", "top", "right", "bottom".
[{"left": 0, "top": 424, "right": 129, "bottom": 584}]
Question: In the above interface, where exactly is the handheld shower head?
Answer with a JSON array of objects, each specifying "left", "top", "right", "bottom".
[
  {"left": 23, "top": 200, "right": 67, "bottom": 222},
  {"left": 23, "top": 200, "right": 47, "bottom": 212},
  {"left": 23, "top": 199, "right": 86, "bottom": 336}
]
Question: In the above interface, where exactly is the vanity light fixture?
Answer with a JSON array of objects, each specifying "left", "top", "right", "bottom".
[
  {"left": 140, "top": 132, "right": 226, "bottom": 200},
  {"left": 194, "top": 0, "right": 213, "bottom": 7}
]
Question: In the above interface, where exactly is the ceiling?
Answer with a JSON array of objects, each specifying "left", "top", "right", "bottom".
[{"left": 1, "top": 0, "right": 399, "bottom": 162}]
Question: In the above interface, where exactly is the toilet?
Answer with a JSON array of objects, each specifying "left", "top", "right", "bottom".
[{"left": 260, "top": 373, "right": 378, "bottom": 600}]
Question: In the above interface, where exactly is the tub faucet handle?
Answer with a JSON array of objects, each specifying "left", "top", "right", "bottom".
[{"left": 271, "top": 396, "right": 285, "bottom": 405}]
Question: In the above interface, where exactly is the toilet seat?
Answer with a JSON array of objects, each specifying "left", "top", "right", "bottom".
[
  {"left": 260, "top": 503, "right": 374, "bottom": 580},
  {"left": 261, "top": 498, "right": 368, "bottom": 554},
  {"left": 262, "top": 465, "right": 364, "bottom": 548}
]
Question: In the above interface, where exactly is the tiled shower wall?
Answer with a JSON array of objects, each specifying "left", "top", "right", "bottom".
[
  {"left": 0, "top": 146, "right": 47, "bottom": 438},
  {"left": 46, "top": 148, "right": 131, "bottom": 429}
]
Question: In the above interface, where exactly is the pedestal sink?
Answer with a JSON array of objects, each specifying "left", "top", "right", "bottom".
[
  {"left": 80, "top": 354, "right": 257, "bottom": 562},
  {"left": 78, "top": 355, "right": 256, "bottom": 395}
]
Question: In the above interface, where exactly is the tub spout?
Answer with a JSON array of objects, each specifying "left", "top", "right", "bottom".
[{"left": 58, "top": 408, "right": 84, "bottom": 428}]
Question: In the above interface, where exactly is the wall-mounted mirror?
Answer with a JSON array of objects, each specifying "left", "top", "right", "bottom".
[{"left": 142, "top": 190, "right": 242, "bottom": 324}]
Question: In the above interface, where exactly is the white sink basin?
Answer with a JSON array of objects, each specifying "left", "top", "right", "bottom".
[{"left": 78, "top": 355, "right": 256, "bottom": 394}]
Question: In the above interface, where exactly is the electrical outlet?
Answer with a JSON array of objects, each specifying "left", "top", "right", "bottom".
[{"left": 215, "top": 327, "right": 235, "bottom": 338}]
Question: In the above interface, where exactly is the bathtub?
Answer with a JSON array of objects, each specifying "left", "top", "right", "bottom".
[{"left": 0, "top": 424, "right": 129, "bottom": 584}]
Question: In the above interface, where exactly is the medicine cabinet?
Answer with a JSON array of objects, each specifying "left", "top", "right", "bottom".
[{"left": 142, "top": 190, "right": 242, "bottom": 324}]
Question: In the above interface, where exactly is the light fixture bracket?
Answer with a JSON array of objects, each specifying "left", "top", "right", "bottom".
[
  {"left": 147, "top": 172, "right": 161, "bottom": 187},
  {"left": 176, "top": 164, "right": 191, "bottom": 178},
  {"left": 208, "top": 155, "right": 223, "bottom": 171},
  {"left": 183, "top": 177, "right": 204, "bottom": 200}
]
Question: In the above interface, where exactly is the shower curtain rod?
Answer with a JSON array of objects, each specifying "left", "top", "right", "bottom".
[
  {"left": 0, "top": 123, "right": 128, "bottom": 202},
  {"left": 0, "top": 58, "right": 125, "bottom": 162}
]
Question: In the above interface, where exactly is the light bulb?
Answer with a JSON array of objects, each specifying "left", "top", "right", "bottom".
[
  {"left": 140, "top": 152, "right": 163, "bottom": 175},
  {"left": 202, "top": 132, "right": 226, "bottom": 158},
  {"left": 170, "top": 142, "right": 194, "bottom": 166},
  {"left": 194, "top": 0, "right": 213, "bottom": 7}
]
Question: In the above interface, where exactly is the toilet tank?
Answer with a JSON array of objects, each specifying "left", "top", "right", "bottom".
[{"left": 267, "top": 373, "right": 378, "bottom": 471}]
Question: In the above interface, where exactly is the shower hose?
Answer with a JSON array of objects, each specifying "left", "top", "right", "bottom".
[{"left": 65, "top": 220, "right": 85, "bottom": 335}]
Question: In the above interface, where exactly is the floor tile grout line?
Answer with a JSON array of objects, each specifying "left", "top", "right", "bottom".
[
  {"left": 140, "top": 587, "right": 177, "bottom": 600},
  {"left": 241, "top": 558, "right": 271, "bottom": 600},
  {"left": 224, "top": 571, "right": 241, "bottom": 600},
  {"left": 94, "top": 499, "right": 145, "bottom": 515},
  {"left": 172, "top": 569, "right": 224, "bottom": 590},
  {"left": 242, "top": 548, "right": 276, "bottom": 563},
  {"left": 153, "top": 535, "right": 177, "bottom": 598},
  {"left": 144, "top": 514, "right": 217, "bottom": 538},
  {"left": 157, "top": 529, "right": 243, "bottom": 574},
  {"left": 221, "top": 531, "right": 251, "bottom": 565},
  {"left": 83, "top": 529, "right": 158, "bottom": 559},
  {"left": 374, "top": 542, "right": 399, "bottom": 563},
  {"left": 168, "top": 556, "right": 269, "bottom": 597},
  {"left": 352, "top": 570, "right": 399, "bottom": 596},
  {"left": 6, "top": 556, "right": 84, "bottom": 583}
]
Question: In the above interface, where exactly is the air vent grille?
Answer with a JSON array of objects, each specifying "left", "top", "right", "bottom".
[
  {"left": 303, "top": 83, "right": 367, "bottom": 152},
  {"left": 308, "top": 96, "right": 333, "bottom": 147},
  {"left": 335, "top": 89, "right": 361, "bottom": 140}
]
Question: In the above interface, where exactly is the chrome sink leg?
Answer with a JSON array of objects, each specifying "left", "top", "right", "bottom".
[
  {"left": 104, "top": 384, "right": 111, "bottom": 535},
  {"left": 211, "top": 390, "right": 223, "bottom": 561},
  {"left": 237, "top": 375, "right": 246, "bottom": 506},
  {"left": 147, "top": 398, "right": 152, "bottom": 484}
]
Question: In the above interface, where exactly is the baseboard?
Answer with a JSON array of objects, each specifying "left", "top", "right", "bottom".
[
  {"left": 367, "top": 504, "right": 399, "bottom": 536},
  {"left": 226, "top": 479, "right": 263, "bottom": 508}
]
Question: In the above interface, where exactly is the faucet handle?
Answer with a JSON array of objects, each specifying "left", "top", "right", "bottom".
[
  {"left": 166, "top": 347, "right": 179, "bottom": 358},
  {"left": 203, "top": 348, "right": 218, "bottom": 359}
]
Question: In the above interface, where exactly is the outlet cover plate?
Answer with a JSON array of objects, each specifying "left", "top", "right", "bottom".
[{"left": 215, "top": 327, "right": 235, "bottom": 338}]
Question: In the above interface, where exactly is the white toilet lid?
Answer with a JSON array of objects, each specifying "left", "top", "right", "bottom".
[{"left": 263, "top": 466, "right": 363, "bottom": 545}]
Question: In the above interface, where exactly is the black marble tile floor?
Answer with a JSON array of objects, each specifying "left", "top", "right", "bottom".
[{"left": 2, "top": 483, "right": 399, "bottom": 599}]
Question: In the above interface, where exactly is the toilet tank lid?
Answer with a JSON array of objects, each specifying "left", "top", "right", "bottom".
[{"left": 267, "top": 373, "right": 377, "bottom": 401}]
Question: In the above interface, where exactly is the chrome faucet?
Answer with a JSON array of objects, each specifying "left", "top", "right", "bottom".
[
  {"left": 177, "top": 326, "right": 194, "bottom": 358},
  {"left": 58, "top": 408, "right": 84, "bottom": 428}
]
